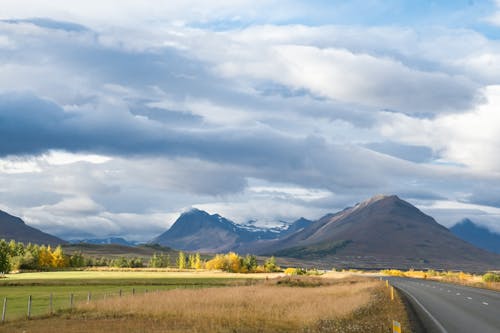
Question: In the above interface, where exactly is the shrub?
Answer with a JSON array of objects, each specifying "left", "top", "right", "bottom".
[{"left": 483, "top": 272, "right": 500, "bottom": 283}]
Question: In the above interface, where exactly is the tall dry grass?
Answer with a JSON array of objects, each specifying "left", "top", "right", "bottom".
[{"left": 0, "top": 277, "right": 410, "bottom": 333}]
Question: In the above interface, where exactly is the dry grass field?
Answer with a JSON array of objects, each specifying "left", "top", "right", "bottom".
[{"left": 0, "top": 275, "right": 411, "bottom": 333}]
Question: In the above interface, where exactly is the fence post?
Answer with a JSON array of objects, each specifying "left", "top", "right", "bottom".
[
  {"left": 119, "top": 289, "right": 122, "bottom": 297},
  {"left": 392, "top": 320, "right": 402, "bottom": 333},
  {"left": 87, "top": 292, "right": 91, "bottom": 304},
  {"left": 2, "top": 297, "right": 6, "bottom": 322},
  {"left": 132, "top": 288, "right": 135, "bottom": 295},
  {"left": 27, "top": 295, "right": 32, "bottom": 319},
  {"left": 70, "top": 293, "right": 74, "bottom": 309},
  {"left": 49, "top": 293, "right": 53, "bottom": 314}
]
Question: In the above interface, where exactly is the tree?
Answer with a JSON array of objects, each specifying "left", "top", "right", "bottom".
[
  {"left": 264, "top": 256, "right": 279, "bottom": 272},
  {"left": 149, "top": 253, "right": 163, "bottom": 268},
  {"left": 194, "top": 253, "right": 202, "bottom": 270},
  {"left": 69, "top": 251, "right": 85, "bottom": 267},
  {"left": 0, "top": 240, "right": 10, "bottom": 275},
  {"left": 205, "top": 254, "right": 226, "bottom": 270},
  {"left": 177, "top": 251, "right": 187, "bottom": 269},
  {"left": 227, "top": 252, "right": 242, "bottom": 273},
  {"left": 111, "top": 257, "right": 129, "bottom": 268},
  {"left": 52, "top": 245, "right": 66, "bottom": 268},
  {"left": 38, "top": 245, "right": 54, "bottom": 269},
  {"left": 188, "top": 254, "right": 194, "bottom": 269},
  {"left": 242, "top": 254, "right": 257, "bottom": 272}
]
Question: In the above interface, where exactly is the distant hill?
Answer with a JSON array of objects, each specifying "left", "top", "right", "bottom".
[
  {"left": 450, "top": 219, "right": 500, "bottom": 254},
  {"left": 69, "top": 237, "right": 137, "bottom": 247},
  {"left": 248, "top": 195, "right": 500, "bottom": 271},
  {"left": 62, "top": 243, "right": 176, "bottom": 258},
  {"left": 0, "top": 209, "right": 66, "bottom": 245}
]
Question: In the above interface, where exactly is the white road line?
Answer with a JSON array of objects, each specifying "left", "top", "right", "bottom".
[
  {"left": 482, "top": 302, "right": 489, "bottom": 306},
  {"left": 447, "top": 290, "right": 451, "bottom": 292},
  {"left": 456, "top": 293, "right": 461, "bottom": 296},
  {"left": 397, "top": 287, "right": 448, "bottom": 333},
  {"left": 467, "top": 297, "right": 472, "bottom": 300}
]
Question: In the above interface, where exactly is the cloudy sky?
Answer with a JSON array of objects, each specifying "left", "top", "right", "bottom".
[{"left": 1, "top": 0, "right": 500, "bottom": 241}]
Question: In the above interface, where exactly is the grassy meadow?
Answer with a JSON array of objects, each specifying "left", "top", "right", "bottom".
[
  {"left": 0, "top": 271, "right": 411, "bottom": 333},
  {"left": 0, "top": 270, "right": 263, "bottom": 321}
]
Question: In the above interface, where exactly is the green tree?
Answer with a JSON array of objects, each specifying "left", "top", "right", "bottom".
[
  {"left": 149, "top": 253, "right": 170, "bottom": 268},
  {"left": 264, "top": 256, "right": 279, "bottom": 272},
  {"left": 243, "top": 254, "right": 258, "bottom": 272},
  {"left": 0, "top": 240, "right": 10, "bottom": 275},
  {"left": 69, "top": 251, "right": 85, "bottom": 267},
  {"left": 111, "top": 257, "right": 129, "bottom": 268}
]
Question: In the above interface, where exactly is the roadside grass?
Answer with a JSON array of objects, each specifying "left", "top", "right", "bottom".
[
  {"left": 0, "top": 276, "right": 412, "bottom": 333},
  {"left": 382, "top": 269, "right": 500, "bottom": 292}
]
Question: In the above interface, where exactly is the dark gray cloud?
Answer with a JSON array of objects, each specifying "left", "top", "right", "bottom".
[{"left": 0, "top": 93, "right": 397, "bottom": 191}]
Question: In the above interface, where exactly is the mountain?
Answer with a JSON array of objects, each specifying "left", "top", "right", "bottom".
[
  {"left": 151, "top": 208, "right": 282, "bottom": 252},
  {"left": 0, "top": 210, "right": 66, "bottom": 245},
  {"left": 69, "top": 237, "right": 137, "bottom": 247},
  {"left": 249, "top": 195, "right": 500, "bottom": 271},
  {"left": 279, "top": 217, "right": 313, "bottom": 237},
  {"left": 450, "top": 219, "right": 500, "bottom": 254}
]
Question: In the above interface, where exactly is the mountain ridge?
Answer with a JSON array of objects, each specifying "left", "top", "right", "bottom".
[
  {"left": 151, "top": 195, "right": 500, "bottom": 271},
  {"left": 0, "top": 209, "right": 66, "bottom": 245},
  {"left": 450, "top": 219, "right": 500, "bottom": 254},
  {"left": 151, "top": 208, "right": 312, "bottom": 252}
]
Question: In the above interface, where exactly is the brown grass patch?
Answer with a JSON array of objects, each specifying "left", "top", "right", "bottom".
[{"left": 0, "top": 277, "right": 412, "bottom": 333}]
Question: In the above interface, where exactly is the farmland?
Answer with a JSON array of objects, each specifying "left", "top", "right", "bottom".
[
  {"left": 0, "top": 270, "right": 257, "bottom": 321},
  {"left": 0, "top": 271, "right": 410, "bottom": 332}
]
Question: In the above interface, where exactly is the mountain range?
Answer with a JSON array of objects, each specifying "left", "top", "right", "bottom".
[
  {"left": 69, "top": 237, "right": 138, "bottom": 247},
  {"left": 450, "top": 219, "right": 500, "bottom": 254},
  {"left": 151, "top": 208, "right": 312, "bottom": 252},
  {"left": 152, "top": 195, "right": 500, "bottom": 271},
  {"left": 0, "top": 209, "right": 65, "bottom": 245}
]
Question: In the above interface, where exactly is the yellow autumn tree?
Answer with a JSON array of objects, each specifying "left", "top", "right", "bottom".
[
  {"left": 227, "top": 252, "right": 241, "bottom": 273},
  {"left": 205, "top": 254, "right": 226, "bottom": 270},
  {"left": 38, "top": 245, "right": 54, "bottom": 269},
  {"left": 194, "top": 253, "right": 202, "bottom": 270},
  {"left": 52, "top": 245, "right": 66, "bottom": 268}
]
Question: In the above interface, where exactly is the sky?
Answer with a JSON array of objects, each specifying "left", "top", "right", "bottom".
[{"left": 1, "top": 0, "right": 500, "bottom": 241}]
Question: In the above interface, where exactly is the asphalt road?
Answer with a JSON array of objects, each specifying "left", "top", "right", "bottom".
[{"left": 387, "top": 277, "right": 500, "bottom": 333}]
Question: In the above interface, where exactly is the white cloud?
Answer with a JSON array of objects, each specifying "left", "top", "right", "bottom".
[
  {"left": 0, "top": 0, "right": 282, "bottom": 28},
  {"left": 379, "top": 85, "right": 500, "bottom": 174},
  {"left": 485, "top": 0, "right": 500, "bottom": 26},
  {"left": 42, "top": 151, "right": 112, "bottom": 165}
]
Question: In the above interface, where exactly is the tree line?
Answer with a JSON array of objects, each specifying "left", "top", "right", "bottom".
[{"left": 0, "top": 239, "right": 281, "bottom": 274}]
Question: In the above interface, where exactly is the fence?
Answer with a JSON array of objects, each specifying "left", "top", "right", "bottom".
[{"left": 0, "top": 286, "right": 188, "bottom": 323}]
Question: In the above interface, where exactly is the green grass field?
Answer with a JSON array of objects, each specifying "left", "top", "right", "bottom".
[{"left": 0, "top": 270, "right": 263, "bottom": 321}]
